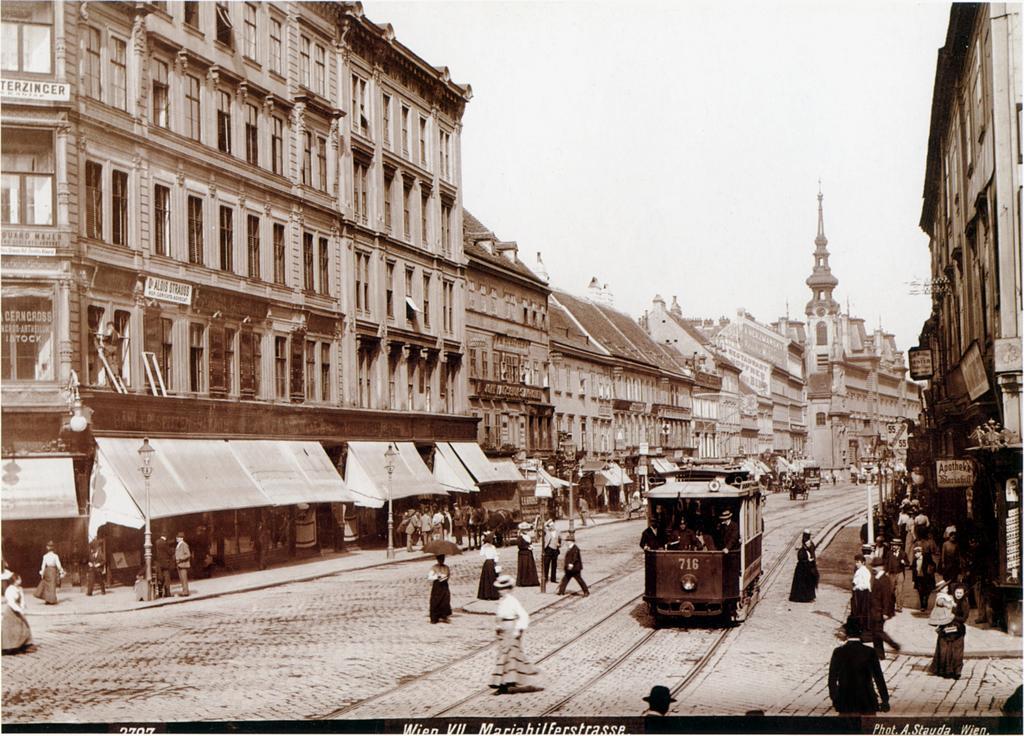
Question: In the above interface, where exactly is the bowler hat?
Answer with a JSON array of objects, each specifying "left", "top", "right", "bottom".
[
  {"left": 842, "top": 615, "right": 863, "bottom": 638},
  {"left": 494, "top": 574, "right": 515, "bottom": 589},
  {"left": 643, "top": 685, "right": 677, "bottom": 709}
]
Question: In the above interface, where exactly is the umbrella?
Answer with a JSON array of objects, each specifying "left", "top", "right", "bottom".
[{"left": 422, "top": 539, "right": 462, "bottom": 556}]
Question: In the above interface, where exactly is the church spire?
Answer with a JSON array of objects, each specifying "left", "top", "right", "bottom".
[
  {"left": 816, "top": 180, "right": 827, "bottom": 247},
  {"left": 805, "top": 186, "right": 840, "bottom": 318}
]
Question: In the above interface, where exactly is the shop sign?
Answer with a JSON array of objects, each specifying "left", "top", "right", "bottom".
[
  {"left": 2, "top": 228, "right": 67, "bottom": 256},
  {"left": 493, "top": 334, "right": 530, "bottom": 354},
  {"left": 613, "top": 399, "right": 650, "bottom": 413},
  {"left": 1, "top": 78, "right": 70, "bottom": 102},
  {"left": 475, "top": 379, "right": 545, "bottom": 403},
  {"left": 653, "top": 403, "right": 692, "bottom": 419},
  {"left": 639, "top": 442, "right": 649, "bottom": 456},
  {"left": 694, "top": 370, "right": 722, "bottom": 390},
  {"left": 144, "top": 276, "right": 192, "bottom": 306},
  {"left": 960, "top": 342, "right": 990, "bottom": 401},
  {"left": 935, "top": 458, "right": 975, "bottom": 488},
  {"left": 908, "top": 347, "right": 934, "bottom": 380},
  {"left": 597, "top": 404, "right": 613, "bottom": 418},
  {"left": 1005, "top": 480, "right": 1020, "bottom": 584}
]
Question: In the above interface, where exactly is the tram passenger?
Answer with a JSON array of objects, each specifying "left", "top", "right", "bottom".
[
  {"left": 640, "top": 521, "right": 662, "bottom": 551},
  {"left": 717, "top": 509, "right": 740, "bottom": 552},
  {"left": 668, "top": 519, "right": 702, "bottom": 551}
]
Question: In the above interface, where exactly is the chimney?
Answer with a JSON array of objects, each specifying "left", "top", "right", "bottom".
[
  {"left": 718, "top": 316, "right": 728, "bottom": 326},
  {"left": 534, "top": 252, "right": 549, "bottom": 283},
  {"left": 600, "top": 283, "right": 614, "bottom": 307},
  {"left": 587, "top": 277, "right": 602, "bottom": 302},
  {"left": 670, "top": 296, "right": 682, "bottom": 317},
  {"left": 495, "top": 240, "right": 518, "bottom": 263},
  {"left": 653, "top": 294, "right": 666, "bottom": 310}
]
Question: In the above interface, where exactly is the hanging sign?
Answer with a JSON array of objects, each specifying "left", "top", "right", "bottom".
[
  {"left": 908, "top": 347, "right": 934, "bottom": 380},
  {"left": 935, "top": 458, "right": 975, "bottom": 488}
]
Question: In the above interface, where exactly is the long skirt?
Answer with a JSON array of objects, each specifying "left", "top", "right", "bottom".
[
  {"left": 789, "top": 560, "right": 818, "bottom": 602},
  {"left": 429, "top": 580, "right": 452, "bottom": 623},
  {"left": 930, "top": 632, "right": 965, "bottom": 678},
  {"left": 478, "top": 559, "right": 499, "bottom": 600},
  {"left": 33, "top": 566, "right": 58, "bottom": 605},
  {"left": 851, "top": 589, "right": 871, "bottom": 630},
  {"left": 1, "top": 602, "right": 32, "bottom": 653},
  {"left": 489, "top": 619, "right": 539, "bottom": 690},
  {"left": 516, "top": 550, "right": 539, "bottom": 587}
]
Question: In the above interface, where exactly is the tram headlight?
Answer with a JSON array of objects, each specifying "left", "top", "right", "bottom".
[{"left": 681, "top": 573, "right": 697, "bottom": 592}]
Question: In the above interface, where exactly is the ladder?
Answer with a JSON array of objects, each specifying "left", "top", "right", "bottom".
[
  {"left": 142, "top": 351, "right": 168, "bottom": 397},
  {"left": 97, "top": 350, "right": 127, "bottom": 394}
]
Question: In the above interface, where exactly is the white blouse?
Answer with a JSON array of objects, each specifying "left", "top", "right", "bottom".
[
  {"left": 495, "top": 593, "right": 529, "bottom": 631},
  {"left": 479, "top": 543, "right": 499, "bottom": 562},
  {"left": 5, "top": 584, "right": 25, "bottom": 614},
  {"left": 40, "top": 550, "right": 64, "bottom": 575}
]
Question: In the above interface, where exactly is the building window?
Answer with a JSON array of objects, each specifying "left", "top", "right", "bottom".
[
  {"left": 305, "top": 339, "right": 316, "bottom": 400},
  {"left": 420, "top": 191, "right": 429, "bottom": 246},
  {"left": 313, "top": 43, "right": 325, "bottom": 96},
  {"left": 83, "top": 27, "right": 101, "bottom": 99},
  {"left": 246, "top": 214, "right": 260, "bottom": 279},
  {"left": 353, "top": 160, "right": 368, "bottom": 223},
  {"left": 1, "top": 291, "right": 54, "bottom": 381},
  {"left": 440, "top": 202, "right": 451, "bottom": 256},
  {"left": 272, "top": 222, "right": 285, "bottom": 284},
  {"left": 816, "top": 412, "right": 827, "bottom": 427},
  {"left": 422, "top": 274, "right": 431, "bottom": 328},
  {"left": 316, "top": 136, "right": 327, "bottom": 191},
  {"left": 217, "top": 90, "right": 232, "bottom": 154},
  {"left": 300, "top": 35, "right": 310, "bottom": 88},
  {"left": 383, "top": 174, "right": 393, "bottom": 233},
  {"left": 386, "top": 261, "right": 395, "bottom": 320},
  {"left": 186, "top": 75, "right": 202, "bottom": 141},
  {"left": 245, "top": 103, "right": 259, "bottom": 165},
  {"left": 401, "top": 105, "right": 410, "bottom": 157},
  {"left": 320, "top": 343, "right": 332, "bottom": 402},
  {"left": 153, "top": 184, "right": 170, "bottom": 256},
  {"left": 111, "top": 169, "right": 128, "bottom": 246},
  {"left": 271, "top": 116, "right": 283, "bottom": 175},
  {"left": 2, "top": 128, "right": 54, "bottom": 226},
  {"left": 111, "top": 37, "right": 127, "bottom": 110},
  {"left": 301, "top": 132, "right": 312, "bottom": 186},
  {"left": 189, "top": 323, "right": 205, "bottom": 392},
  {"left": 418, "top": 116, "right": 428, "bottom": 167},
  {"left": 303, "top": 232, "right": 314, "bottom": 290},
  {"left": 816, "top": 322, "right": 827, "bottom": 346},
  {"left": 183, "top": 1, "right": 200, "bottom": 30},
  {"left": 218, "top": 205, "right": 233, "bottom": 272},
  {"left": 1, "top": 1, "right": 52, "bottom": 74},
  {"left": 251, "top": 332, "right": 262, "bottom": 396},
  {"left": 382, "top": 94, "right": 392, "bottom": 147},
  {"left": 269, "top": 17, "right": 282, "bottom": 74},
  {"left": 440, "top": 130, "right": 451, "bottom": 180},
  {"left": 225, "top": 327, "right": 237, "bottom": 395},
  {"left": 443, "top": 281, "right": 454, "bottom": 334},
  {"left": 274, "top": 336, "right": 287, "bottom": 398},
  {"left": 159, "top": 317, "right": 174, "bottom": 389},
  {"left": 85, "top": 161, "right": 103, "bottom": 238},
  {"left": 215, "top": 1, "right": 233, "bottom": 47},
  {"left": 351, "top": 75, "right": 368, "bottom": 134},
  {"left": 403, "top": 185, "right": 411, "bottom": 238},
  {"left": 187, "top": 195, "right": 204, "bottom": 264},
  {"left": 404, "top": 267, "right": 414, "bottom": 309},
  {"left": 318, "top": 236, "right": 330, "bottom": 295},
  {"left": 243, "top": 3, "right": 257, "bottom": 59},
  {"left": 152, "top": 60, "right": 169, "bottom": 128},
  {"left": 355, "top": 251, "right": 370, "bottom": 313}
]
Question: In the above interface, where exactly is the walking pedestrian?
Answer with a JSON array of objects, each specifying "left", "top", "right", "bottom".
[
  {"left": 627, "top": 489, "right": 642, "bottom": 520},
  {"left": 427, "top": 554, "right": 452, "bottom": 624},
  {"left": 577, "top": 497, "right": 589, "bottom": 527},
  {"left": 33, "top": 541, "right": 64, "bottom": 605},
  {"left": 788, "top": 530, "right": 818, "bottom": 603},
  {"left": 467, "top": 505, "right": 479, "bottom": 549},
  {"left": 851, "top": 554, "right": 872, "bottom": 632},
  {"left": 431, "top": 505, "right": 444, "bottom": 542},
  {"left": 477, "top": 532, "right": 501, "bottom": 600},
  {"left": 420, "top": 506, "right": 434, "bottom": 548},
  {"left": 940, "top": 526, "right": 961, "bottom": 586},
  {"left": 541, "top": 520, "right": 561, "bottom": 584},
  {"left": 453, "top": 504, "right": 467, "bottom": 547},
  {"left": 515, "top": 522, "right": 539, "bottom": 587},
  {"left": 174, "top": 531, "right": 191, "bottom": 597},
  {"left": 930, "top": 583, "right": 969, "bottom": 679},
  {"left": 85, "top": 538, "right": 106, "bottom": 596},
  {"left": 868, "top": 557, "right": 902, "bottom": 660},
  {"left": 556, "top": 532, "right": 589, "bottom": 596},
  {"left": 885, "top": 537, "right": 909, "bottom": 613},
  {"left": 154, "top": 533, "right": 174, "bottom": 597},
  {"left": 405, "top": 509, "right": 420, "bottom": 553},
  {"left": 443, "top": 505, "right": 453, "bottom": 542},
  {"left": 642, "top": 685, "right": 676, "bottom": 716},
  {"left": 255, "top": 521, "right": 271, "bottom": 571},
  {"left": 827, "top": 615, "right": 891, "bottom": 715},
  {"left": 911, "top": 543, "right": 937, "bottom": 612},
  {"left": 489, "top": 575, "right": 539, "bottom": 695},
  {"left": 2, "top": 571, "right": 32, "bottom": 654}
]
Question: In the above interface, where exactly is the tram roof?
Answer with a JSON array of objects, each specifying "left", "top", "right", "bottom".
[{"left": 646, "top": 479, "right": 761, "bottom": 500}]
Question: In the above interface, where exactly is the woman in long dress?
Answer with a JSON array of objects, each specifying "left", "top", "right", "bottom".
[
  {"left": 515, "top": 523, "right": 539, "bottom": 587},
  {"left": 428, "top": 555, "right": 452, "bottom": 624},
  {"left": 912, "top": 543, "right": 937, "bottom": 612},
  {"left": 931, "top": 583, "right": 969, "bottom": 679},
  {"left": 788, "top": 530, "right": 819, "bottom": 602},
  {"left": 2, "top": 573, "right": 33, "bottom": 654},
  {"left": 477, "top": 533, "right": 501, "bottom": 600},
  {"left": 489, "top": 575, "right": 539, "bottom": 694},
  {"left": 33, "top": 541, "right": 64, "bottom": 605}
]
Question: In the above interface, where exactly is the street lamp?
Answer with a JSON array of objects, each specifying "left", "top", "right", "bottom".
[
  {"left": 383, "top": 443, "right": 398, "bottom": 560},
  {"left": 137, "top": 437, "right": 155, "bottom": 599}
]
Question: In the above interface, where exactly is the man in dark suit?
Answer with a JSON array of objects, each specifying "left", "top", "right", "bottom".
[
  {"left": 640, "top": 522, "right": 661, "bottom": 551},
  {"left": 718, "top": 509, "right": 740, "bottom": 551},
  {"left": 85, "top": 538, "right": 106, "bottom": 596},
  {"left": 556, "top": 533, "right": 589, "bottom": 596},
  {"left": 828, "top": 616, "right": 890, "bottom": 715},
  {"left": 868, "top": 557, "right": 902, "bottom": 660},
  {"left": 154, "top": 533, "right": 174, "bottom": 598}
]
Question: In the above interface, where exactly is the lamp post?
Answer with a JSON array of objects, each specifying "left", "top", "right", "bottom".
[
  {"left": 137, "top": 438, "right": 155, "bottom": 599},
  {"left": 384, "top": 443, "right": 397, "bottom": 560}
]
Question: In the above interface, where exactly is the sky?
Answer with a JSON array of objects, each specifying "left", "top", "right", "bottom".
[{"left": 363, "top": 0, "right": 952, "bottom": 355}]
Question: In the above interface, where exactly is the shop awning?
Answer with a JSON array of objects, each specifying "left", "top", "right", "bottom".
[
  {"left": 1, "top": 457, "right": 80, "bottom": 521},
  {"left": 490, "top": 458, "right": 525, "bottom": 483},
  {"left": 345, "top": 442, "right": 447, "bottom": 508},
  {"left": 433, "top": 442, "right": 478, "bottom": 493},
  {"left": 537, "top": 467, "right": 570, "bottom": 489},
  {"left": 449, "top": 442, "right": 502, "bottom": 484},
  {"left": 229, "top": 440, "right": 352, "bottom": 506},
  {"left": 597, "top": 462, "right": 632, "bottom": 487},
  {"left": 651, "top": 458, "right": 678, "bottom": 474},
  {"left": 89, "top": 450, "right": 144, "bottom": 539},
  {"left": 94, "top": 438, "right": 273, "bottom": 520}
]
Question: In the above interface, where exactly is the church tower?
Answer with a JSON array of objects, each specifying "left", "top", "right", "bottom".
[{"left": 805, "top": 188, "right": 840, "bottom": 319}]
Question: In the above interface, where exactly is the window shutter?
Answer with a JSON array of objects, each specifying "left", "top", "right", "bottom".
[
  {"left": 239, "top": 329, "right": 255, "bottom": 397},
  {"left": 208, "top": 324, "right": 227, "bottom": 396},
  {"left": 290, "top": 330, "right": 305, "bottom": 402},
  {"left": 143, "top": 308, "right": 162, "bottom": 354}
]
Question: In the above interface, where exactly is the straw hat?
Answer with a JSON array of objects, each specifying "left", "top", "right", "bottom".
[
  {"left": 494, "top": 574, "right": 515, "bottom": 589},
  {"left": 517, "top": 521, "right": 533, "bottom": 531},
  {"left": 719, "top": 509, "right": 733, "bottom": 521}
]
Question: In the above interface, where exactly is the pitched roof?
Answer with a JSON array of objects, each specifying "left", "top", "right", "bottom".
[
  {"left": 462, "top": 210, "right": 547, "bottom": 287},
  {"left": 548, "top": 298, "right": 607, "bottom": 355}
]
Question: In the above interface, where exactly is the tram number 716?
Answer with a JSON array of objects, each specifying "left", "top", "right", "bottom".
[{"left": 678, "top": 557, "right": 700, "bottom": 572}]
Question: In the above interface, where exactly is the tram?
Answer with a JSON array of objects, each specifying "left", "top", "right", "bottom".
[{"left": 643, "top": 468, "right": 764, "bottom": 625}]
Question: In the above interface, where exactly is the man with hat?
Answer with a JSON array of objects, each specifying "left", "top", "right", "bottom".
[
  {"left": 717, "top": 508, "right": 740, "bottom": 552},
  {"left": 868, "top": 556, "right": 902, "bottom": 660},
  {"left": 85, "top": 538, "right": 106, "bottom": 596},
  {"left": 174, "top": 532, "right": 191, "bottom": 597},
  {"left": 642, "top": 685, "right": 677, "bottom": 716},
  {"left": 828, "top": 616, "right": 891, "bottom": 715},
  {"left": 556, "top": 532, "right": 589, "bottom": 596},
  {"left": 541, "top": 520, "right": 561, "bottom": 584},
  {"left": 154, "top": 533, "right": 174, "bottom": 597}
]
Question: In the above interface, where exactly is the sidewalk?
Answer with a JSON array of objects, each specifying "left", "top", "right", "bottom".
[{"left": 30, "top": 511, "right": 631, "bottom": 617}]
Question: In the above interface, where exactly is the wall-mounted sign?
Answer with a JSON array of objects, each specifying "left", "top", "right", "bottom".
[
  {"left": 474, "top": 379, "right": 545, "bottom": 403},
  {"left": 493, "top": 334, "right": 530, "bottom": 354},
  {"left": 994, "top": 337, "right": 1021, "bottom": 374},
  {"left": 2, "top": 228, "right": 67, "bottom": 256},
  {"left": 1, "top": 79, "right": 70, "bottom": 101},
  {"left": 653, "top": 403, "right": 693, "bottom": 420},
  {"left": 613, "top": 399, "right": 650, "bottom": 413},
  {"left": 144, "top": 276, "right": 192, "bottom": 306},
  {"left": 935, "top": 458, "right": 975, "bottom": 488},
  {"left": 908, "top": 347, "right": 934, "bottom": 380},
  {"left": 961, "top": 342, "right": 990, "bottom": 401}
]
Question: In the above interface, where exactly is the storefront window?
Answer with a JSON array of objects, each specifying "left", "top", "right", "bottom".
[
  {"left": 1, "top": 128, "right": 54, "bottom": 226},
  {"left": 1, "top": 2, "right": 52, "bottom": 75},
  {"left": 2, "top": 291, "right": 54, "bottom": 381}
]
